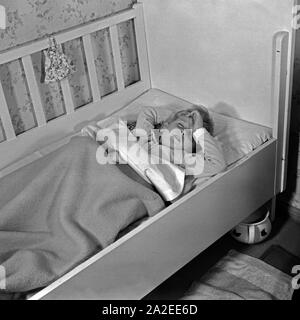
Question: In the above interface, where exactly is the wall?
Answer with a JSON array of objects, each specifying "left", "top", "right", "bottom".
[
  {"left": 142, "top": 0, "right": 295, "bottom": 129},
  {"left": 0, "top": 0, "right": 139, "bottom": 139},
  {"left": 0, "top": 0, "right": 133, "bottom": 51}
]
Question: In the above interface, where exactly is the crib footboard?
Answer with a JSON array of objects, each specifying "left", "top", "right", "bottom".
[{"left": 29, "top": 139, "right": 276, "bottom": 300}]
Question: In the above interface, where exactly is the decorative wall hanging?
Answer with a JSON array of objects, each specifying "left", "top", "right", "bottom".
[{"left": 41, "top": 36, "right": 76, "bottom": 83}]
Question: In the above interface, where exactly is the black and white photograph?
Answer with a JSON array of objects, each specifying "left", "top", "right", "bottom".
[{"left": 0, "top": 0, "right": 299, "bottom": 305}]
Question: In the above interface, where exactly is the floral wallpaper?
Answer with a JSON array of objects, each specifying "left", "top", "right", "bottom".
[
  {"left": 0, "top": 0, "right": 139, "bottom": 138},
  {"left": 92, "top": 28, "right": 118, "bottom": 97},
  {"left": 118, "top": 19, "right": 140, "bottom": 87},
  {"left": 63, "top": 37, "right": 93, "bottom": 109},
  {"left": 0, "top": 0, "right": 134, "bottom": 51},
  {"left": 0, "top": 60, "right": 37, "bottom": 136}
]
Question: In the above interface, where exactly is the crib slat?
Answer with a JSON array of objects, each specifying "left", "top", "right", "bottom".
[
  {"left": 109, "top": 25, "right": 125, "bottom": 91},
  {"left": 82, "top": 34, "right": 102, "bottom": 102},
  {"left": 61, "top": 78, "right": 75, "bottom": 114},
  {"left": 0, "top": 81, "right": 16, "bottom": 140},
  {"left": 133, "top": 4, "right": 151, "bottom": 86},
  {"left": 58, "top": 43, "right": 75, "bottom": 114},
  {"left": 22, "top": 55, "right": 47, "bottom": 126}
]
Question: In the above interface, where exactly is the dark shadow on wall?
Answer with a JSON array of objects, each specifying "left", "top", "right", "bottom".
[
  {"left": 211, "top": 102, "right": 241, "bottom": 120},
  {"left": 279, "top": 101, "right": 300, "bottom": 207},
  {"left": 277, "top": 27, "right": 300, "bottom": 209}
]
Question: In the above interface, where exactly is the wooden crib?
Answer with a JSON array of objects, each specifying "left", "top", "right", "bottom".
[{"left": 0, "top": 0, "right": 296, "bottom": 299}]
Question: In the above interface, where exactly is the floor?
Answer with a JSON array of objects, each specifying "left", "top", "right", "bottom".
[{"left": 144, "top": 202, "right": 300, "bottom": 300}]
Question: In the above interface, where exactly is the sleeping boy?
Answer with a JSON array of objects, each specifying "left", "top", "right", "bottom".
[{"left": 83, "top": 104, "right": 226, "bottom": 200}]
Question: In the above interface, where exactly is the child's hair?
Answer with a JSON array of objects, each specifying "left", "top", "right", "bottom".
[{"left": 173, "top": 105, "right": 214, "bottom": 135}]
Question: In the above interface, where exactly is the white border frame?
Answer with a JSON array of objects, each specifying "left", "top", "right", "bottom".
[{"left": 0, "top": 1, "right": 294, "bottom": 300}]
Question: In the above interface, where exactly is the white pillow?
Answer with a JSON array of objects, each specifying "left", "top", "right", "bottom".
[
  {"left": 210, "top": 112, "right": 272, "bottom": 165},
  {"left": 95, "top": 107, "right": 272, "bottom": 166}
]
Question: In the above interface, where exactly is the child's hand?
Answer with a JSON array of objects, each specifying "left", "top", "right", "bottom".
[
  {"left": 182, "top": 129, "right": 194, "bottom": 153},
  {"left": 191, "top": 110, "right": 204, "bottom": 131}
]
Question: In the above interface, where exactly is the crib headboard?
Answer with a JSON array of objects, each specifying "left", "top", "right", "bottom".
[{"left": 0, "top": 3, "right": 150, "bottom": 171}]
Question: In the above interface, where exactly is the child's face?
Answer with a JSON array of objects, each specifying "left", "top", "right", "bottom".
[
  {"left": 161, "top": 111, "right": 196, "bottom": 152},
  {"left": 163, "top": 111, "right": 194, "bottom": 132}
]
